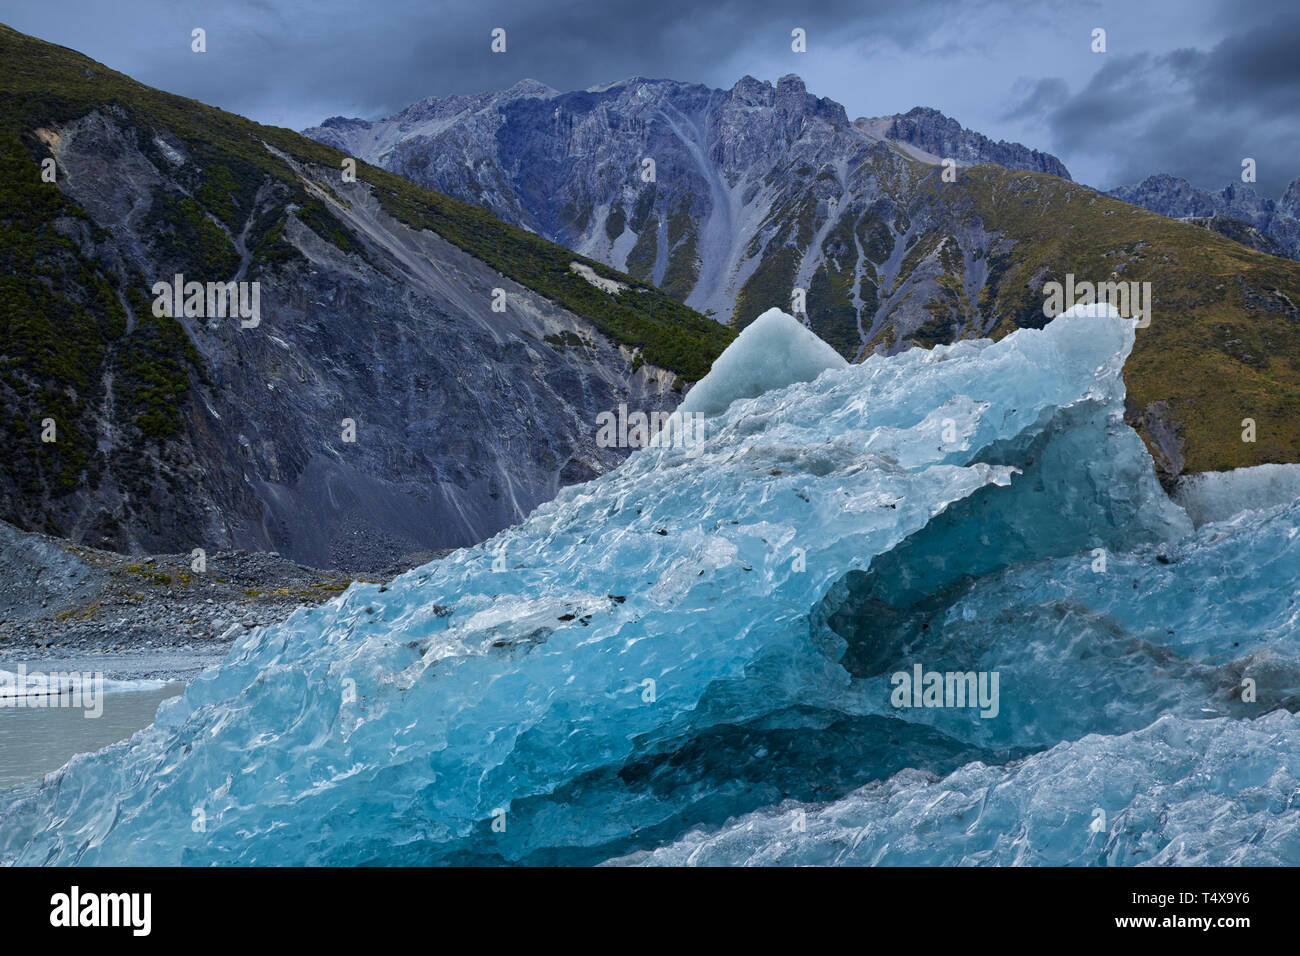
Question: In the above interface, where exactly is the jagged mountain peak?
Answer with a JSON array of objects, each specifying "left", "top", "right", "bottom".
[
  {"left": 1106, "top": 173, "right": 1300, "bottom": 260},
  {"left": 1281, "top": 176, "right": 1300, "bottom": 218},
  {"left": 505, "top": 77, "right": 559, "bottom": 97},
  {"left": 730, "top": 73, "right": 807, "bottom": 93},
  {"left": 1123, "top": 171, "right": 1192, "bottom": 189},
  {"left": 327, "top": 78, "right": 561, "bottom": 137},
  {"left": 578, "top": 75, "right": 704, "bottom": 96},
  {"left": 316, "top": 114, "right": 367, "bottom": 130},
  {"left": 893, "top": 105, "right": 949, "bottom": 123},
  {"left": 729, "top": 74, "right": 769, "bottom": 100},
  {"left": 722, "top": 73, "right": 848, "bottom": 126},
  {"left": 862, "top": 104, "right": 1072, "bottom": 180}
]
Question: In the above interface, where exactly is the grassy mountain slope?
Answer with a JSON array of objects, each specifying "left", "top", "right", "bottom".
[
  {"left": 957, "top": 167, "right": 1300, "bottom": 476},
  {"left": 915, "top": 166, "right": 1300, "bottom": 477}
]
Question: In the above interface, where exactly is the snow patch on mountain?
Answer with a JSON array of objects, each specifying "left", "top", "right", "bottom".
[{"left": 569, "top": 261, "right": 627, "bottom": 294}]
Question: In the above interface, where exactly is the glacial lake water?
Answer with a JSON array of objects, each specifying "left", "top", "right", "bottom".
[
  {"left": 0, "top": 647, "right": 224, "bottom": 791},
  {"left": 0, "top": 682, "right": 185, "bottom": 789}
]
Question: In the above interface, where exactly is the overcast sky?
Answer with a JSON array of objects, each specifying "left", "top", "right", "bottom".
[{"left": 3, "top": 0, "right": 1297, "bottom": 195}]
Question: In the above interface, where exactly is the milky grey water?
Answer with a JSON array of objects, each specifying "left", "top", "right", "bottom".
[
  {"left": 0, "top": 683, "right": 185, "bottom": 789},
  {"left": 0, "top": 647, "right": 226, "bottom": 791}
]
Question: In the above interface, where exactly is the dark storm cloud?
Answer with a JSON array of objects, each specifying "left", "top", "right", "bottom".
[
  {"left": 1008, "top": 1, "right": 1300, "bottom": 195},
  {"left": 1, "top": 0, "right": 956, "bottom": 127},
  {"left": 0, "top": 0, "right": 1296, "bottom": 194},
  {"left": 1046, "top": 55, "right": 1161, "bottom": 131},
  {"left": 1180, "top": 12, "right": 1300, "bottom": 112},
  {"left": 1000, "top": 77, "right": 1069, "bottom": 124}
]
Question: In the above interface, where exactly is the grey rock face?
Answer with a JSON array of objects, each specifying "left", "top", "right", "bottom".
[
  {"left": 0, "top": 520, "right": 107, "bottom": 625},
  {"left": 873, "top": 106, "right": 1072, "bottom": 180},
  {"left": 1107, "top": 173, "right": 1300, "bottom": 261},
  {"left": 39, "top": 111, "right": 680, "bottom": 570},
  {"left": 303, "top": 75, "right": 1071, "bottom": 327}
]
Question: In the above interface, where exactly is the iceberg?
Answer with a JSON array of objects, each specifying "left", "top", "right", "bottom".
[
  {"left": 1174, "top": 462, "right": 1300, "bottom": 526},
  {"left": 0, "top": 304, "right": 1295, "bottom": 866}
]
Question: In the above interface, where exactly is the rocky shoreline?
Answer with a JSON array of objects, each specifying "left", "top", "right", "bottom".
[{"left": 0, "top": 520, "right": 442, "bottom": 680}]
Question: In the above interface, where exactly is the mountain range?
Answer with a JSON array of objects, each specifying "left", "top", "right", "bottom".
[
  {"left": 306, "top": 73, "right": 1300, "bottom": 482},
  {"left": 3, "top": 21, "right": 1300, "bottom": 572},
  {"left": 305, "top": 76, "right": 1077, "bottom": 331},
  {"left": 1106, "top": 173, "right": 1300, "bottom": 261}
]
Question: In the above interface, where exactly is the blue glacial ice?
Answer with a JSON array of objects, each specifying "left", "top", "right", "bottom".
[
  {"left": 676, "top": 307, "right": 848, "bottom": 417},
  {"left": 610, "top": 710, "right": 1300, "bottom": 866},
  {"left": 1, "top": 304, "right": 1296, "bottom": 865},
  {"left": 1174, "top": 462, "right": 1300, "bottom": 526}
]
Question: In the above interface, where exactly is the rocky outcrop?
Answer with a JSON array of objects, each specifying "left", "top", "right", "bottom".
[
  {"left": 0, "top": 518, "right": 404, "bottom": 671},
  {"left": 36, "top": 114, "right": 679, "bottom": 568},
  {"left": 874, "top": 106, "right": 1071, "bottom": 179}
]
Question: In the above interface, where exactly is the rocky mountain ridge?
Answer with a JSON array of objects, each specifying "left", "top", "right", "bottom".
[
  {"left": 304, "top": 72, "right": 1300, "bottom": 482},
  {"left": 863, "top": 105, "right": 1071, "bottom": 180},
  {"left": 1106, "top": 172, "right": 1300, "bottom": 261},
  {"left": 306, "top": 74, "right": 1074, "bottom": 327}
]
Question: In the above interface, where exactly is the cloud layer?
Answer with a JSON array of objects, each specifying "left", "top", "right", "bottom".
[
  {"left": 3, "top": 0, "right": 1297, "bottom": 194},
  {"left": 1007, "top": 6, "right": 1300, "bottom": 194}
]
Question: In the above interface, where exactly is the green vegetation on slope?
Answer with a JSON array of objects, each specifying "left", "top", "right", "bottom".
[
  {"left": 0, "top": 23, "right": 732, "bottom": 385},
  {"left": 660, "top": 200, "right": 701, "bottom": 302},
  {"left": 0, "top": 131, "right": 125, "bottom": 511},
  {"left": 0, "top": 22, "right": 734, "bottom": 544},
  {"left": 806, "top": 207, "right": 866, "bottom": 356},
  {"left": 735, "top": 246, "right": 799, "bottom": 330}
]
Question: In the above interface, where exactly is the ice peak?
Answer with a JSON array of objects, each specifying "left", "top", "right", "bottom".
[{"left": 678, "top": 308, "right": 848, "bottom": 417}]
